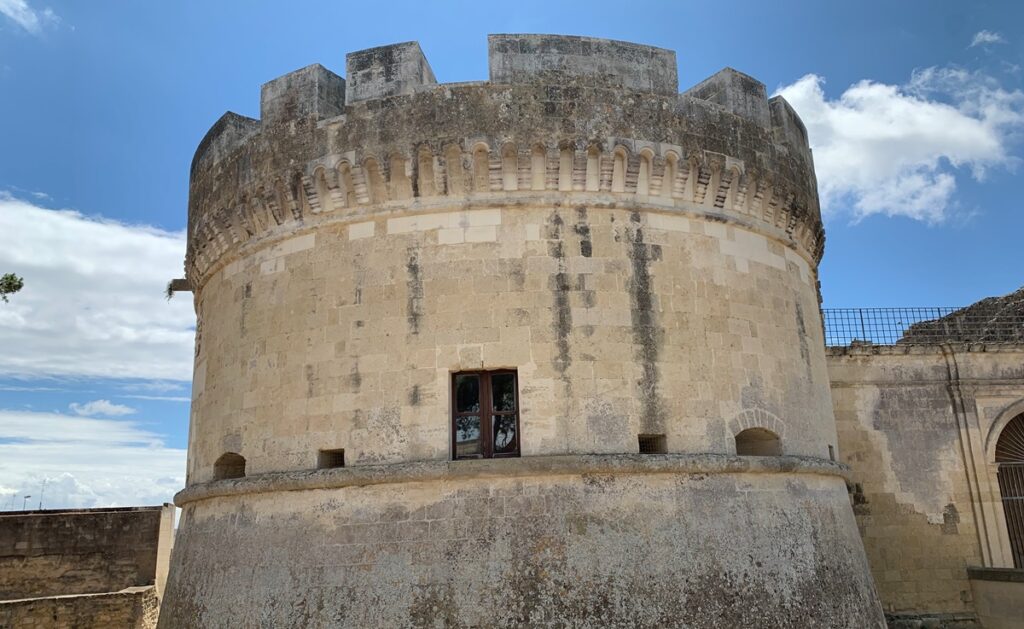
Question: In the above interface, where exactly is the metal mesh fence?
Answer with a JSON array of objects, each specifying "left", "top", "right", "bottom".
[{"left": 822, "top": 307, "right": 1024, "bottom": 347}]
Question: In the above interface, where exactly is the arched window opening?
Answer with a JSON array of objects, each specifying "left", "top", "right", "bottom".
[
  {"left": 661, "top": 152, "right": 679, "bottom": 198},
  {"left": 472, "top": 144, "right": 491, "bottom": 193},
  {"left": 337, "top": 161, "right": 356, "bottom": 207},
  {"left": 611, "top": 148, "right": 627, "bottom": 193},
  {"left": 558, "top": 145, "right": 574, "bottom": 191},
  {"left": 735, "top": 428, "right": 782, "bottom": 456},
  {"left": 417, "top": 147, "right": 436, "bottom": 197},
  {"left": 443, "top": 145, "right": 465, "bottom": 195},
  {"left": 637, "top": 150, "right": 653, "bottom": 196},
  {"left": 585, "top": 146, "right": 601, "bottom": 192},
  {"left": 363, "top": 158, "right": 387, "bottom": 204},
  {"left": 530, "top": 145, "right": 547, "bottom": 190},
  {"left": 501, "top": 144, "right": 518, "bottom": 191},
  {"left": 314, "top": 168, "right": 334, "bottom": 214},
  {"left": 389, "top": 154, "right": 412, "bottom": 201},
  {"left": 213, "top": 452, "right": 246, "bottom": 480},
  {"left": 996, "top": 412, "right": 1024, "bottom": 568}
]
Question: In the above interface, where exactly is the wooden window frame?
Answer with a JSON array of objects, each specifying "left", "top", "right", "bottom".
[{"left": 451, "top": 370, "right": 520, "bottom": 460}]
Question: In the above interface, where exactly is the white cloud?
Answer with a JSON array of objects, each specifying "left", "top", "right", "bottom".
[
  {"left": 0, "top": 409, "right": 185, "bottom": 509},
  {"left": 0, "top": 194, "right": 195, "bottom": 380},
  {"left": 776, "top": 68, "right": 1024, "bottom": 222},
  {"left": 970, "top": 30, "right": 1006, "bottom": 48},
  {"left": 69, "top": 399, "right": 136, "bottom": 417},
  {"left": 0, "top": 0, "right": 58, "bottom": 35},
  {"left": 121, "top": 395, "right": 191, "bottom": 403}
]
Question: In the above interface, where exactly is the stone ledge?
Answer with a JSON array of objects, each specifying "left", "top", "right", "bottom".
[
  {"left": 826, "top": 343, "right": 1024, "bottom": 356},
  {"left": 0, "top": 586, "right": 155, "bottom": 606},
  {"left": 967, "top": 566, "right": 1024, "bottom": 583},
  {"left": 175, "top": 453, "right": 849, "bottom": 507}
]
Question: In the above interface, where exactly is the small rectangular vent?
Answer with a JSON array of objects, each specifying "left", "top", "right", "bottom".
[
  {"left": 317, "top": 449, "right": 345, "bottom": 469},
  {"left": 638, "top": 434, "right": 667, "bottom": 454}
]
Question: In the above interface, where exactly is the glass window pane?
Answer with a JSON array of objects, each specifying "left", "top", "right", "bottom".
[
  {"left": 491, "top": 373, "right": 516, "bottom": 412},
  {"left": 455, "top": 415, "right": 481, "bottom": 457},
  {"left": 493, "top": 414, "right": 517, "bottom": 454},
  {"left": 455, "top": 374, "right": 480, "bottom": 413}
]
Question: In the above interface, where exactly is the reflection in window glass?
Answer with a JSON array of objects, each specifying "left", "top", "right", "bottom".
[
  {"left": 455, "top": 374, "right": 481, "bottom": 413},
  {"left": 493, "top": 414, "right": 517, "bottom": 454},
  {"left": 491, "top": 373, "right": 516, "bottom": 412},
  {"left": 455, "top": 415, "right": 481, "bottom": 457},
  {"left": 452, "top": 371, "right": 520, "bottom": 460}
]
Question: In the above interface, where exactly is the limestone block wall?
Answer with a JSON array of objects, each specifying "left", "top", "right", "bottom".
[
  {"left": 0, "top": 506, "right": 175, "bottom": 600},
  {"left": 189, "top": 205, "right": 833, "bottom": 480},
  {"left": 0, "top": 586, "right": 159, "bottom": 629},
  {"left": 828, "top": 345, "right": 1024, "bottom": 618}
]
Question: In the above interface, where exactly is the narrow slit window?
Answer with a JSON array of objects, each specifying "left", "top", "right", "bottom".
[
  {"left": 638, "top": 434, "right": 667, "bottom": 454},
  {"left": 452, "top": 370, "right": 519, "bottom": 460},
  {"left": 318, "top": 448, "right": 345, "bottom": 469}
]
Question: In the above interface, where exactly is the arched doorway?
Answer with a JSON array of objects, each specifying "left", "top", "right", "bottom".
[{"left": 996, "top": 413, "right": 1024, "bottom": 568}]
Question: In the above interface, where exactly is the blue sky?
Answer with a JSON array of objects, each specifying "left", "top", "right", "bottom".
[{"left": 1, "top": 0, "right": 1022, "bottom": 509}]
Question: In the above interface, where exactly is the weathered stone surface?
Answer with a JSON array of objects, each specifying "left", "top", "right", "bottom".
[
  {"left": 488, "top": 34, "right": 678, "bottom": 95},
  {"left": 164, "top": 34, "right": 881, "bottom": 627},
  {"left": 0, "top": 586, "right": 159, "bottom": 629},
  {"left": 0, "top": 506, "right": 174, "bottom": 600},
  {"left": 163, "top": 469, "right": 878, "bottom": 628},
  {"left": 260, "top": 64, "right": 345, "bottom": 124},
  {"left": 683, "top": 67, "right": 770, "bottom": 127},
  {"left": 829, "top": 343, "right": 1024, "bottom": 620},
  {"left": 345, "top": 41, "right": 436, "bottom": 104}
]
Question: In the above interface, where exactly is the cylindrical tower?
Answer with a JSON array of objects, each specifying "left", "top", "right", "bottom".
[{"left": 161, "top": 35, "right": 884, "bottom": 627}]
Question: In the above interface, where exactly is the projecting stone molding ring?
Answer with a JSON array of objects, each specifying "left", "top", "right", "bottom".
[{"left": 174, "top": 453, "right": 851, "bottom": 506}]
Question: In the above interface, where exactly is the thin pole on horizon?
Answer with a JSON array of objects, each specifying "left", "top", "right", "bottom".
[
  {"left": 23, "top": 495, "right": 31, "bottom": 510},
  {"left": 38, "top": 479, "right": 46, "bottom": 510}
]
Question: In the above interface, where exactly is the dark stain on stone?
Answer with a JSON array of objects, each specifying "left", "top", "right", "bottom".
[
  {"left": 941, "top": 503, "right": 959, "bottom": 534},
  {"left": 627, "top": 210, "right": 664, "bottom": 432},
  {"left": 849, "top": 482, "right": 870, "bottom": 515},
  {"left": 305, "top": 364, "right": 315, "bottom": 398},
  {"left": 507, "top": 259, "right": 526, "bottom": 290},
  {"left": 349, "top": 358, "right": 361, "bottom": 392},
  {"left": 795, "top": 299, "right": 812, "bottom": 380},
  {"left": 548, "top": 211, "right": 572, "bottom": 384},
  {"left": 406, "top": 246, "right": 424, "bottom": 334},
  {"left": 408, "top": 384, "right": 420, "bottom": 406},
  {"left": 573, "top": 206, "right": 593, "bottom": 257}
]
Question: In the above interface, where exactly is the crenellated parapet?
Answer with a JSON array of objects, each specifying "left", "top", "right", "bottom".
[{"left": 186, "top": 34, "right": 822, "bottom": 289}]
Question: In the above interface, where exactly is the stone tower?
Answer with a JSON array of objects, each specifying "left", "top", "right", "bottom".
[{"left": 161, "top": 35, "right": 884, "bottom": 627}]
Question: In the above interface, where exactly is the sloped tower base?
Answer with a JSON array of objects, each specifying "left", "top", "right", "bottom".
[{"left": 161, "top": 456, "right": 883, "bottom": 628}]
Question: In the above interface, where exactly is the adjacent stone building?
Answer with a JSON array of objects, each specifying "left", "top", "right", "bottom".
[
  {"left": 825, "top": 295, "right": 1024, "bottom": 628},
  {"left": 160, "top": 34, "right": 886, "bottom": 627},
  {"left": 0, "top": 505, "right": 175, "bottom": 629}
]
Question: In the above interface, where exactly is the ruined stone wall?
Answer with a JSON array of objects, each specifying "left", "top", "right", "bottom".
[
  {"left": 0, "top": 586, "right": 159, "bottom": 629},
  {"left": 829, "top": 345, "right": 1024, "bottom": 620},
  {"left": 0, "top": 506, "right": 174, "bottom": 600},
  {"left": 163, "top": 34, "right": 883, "bottom": 627}
]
